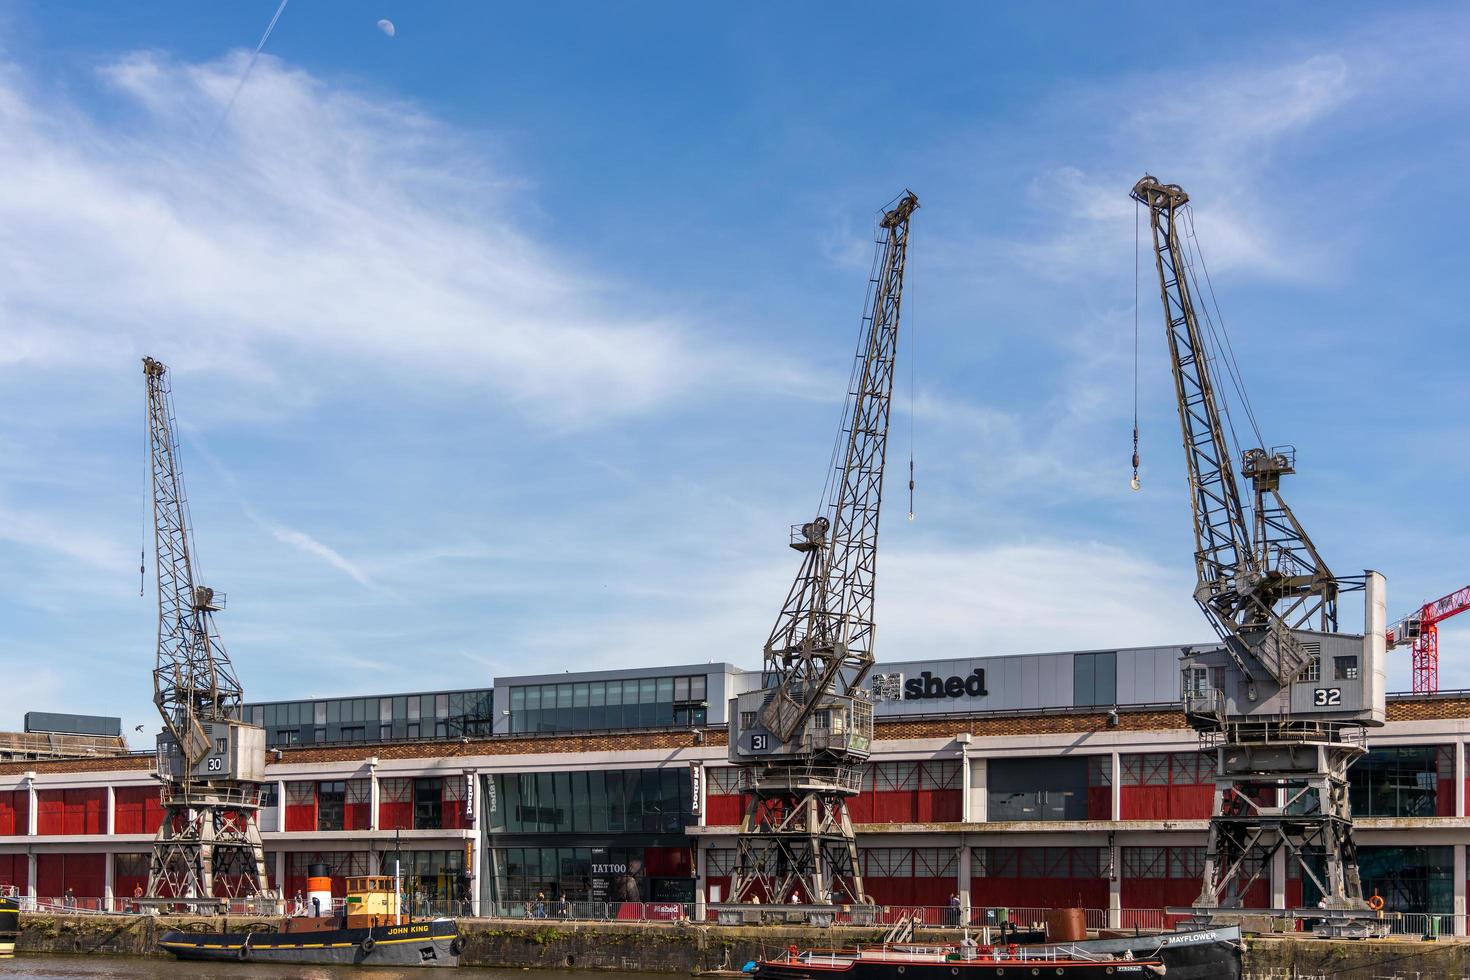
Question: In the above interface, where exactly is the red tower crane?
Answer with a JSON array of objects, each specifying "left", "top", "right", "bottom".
[{"left": 1387, "top": 586, "right": 1470, "bottom": 694}]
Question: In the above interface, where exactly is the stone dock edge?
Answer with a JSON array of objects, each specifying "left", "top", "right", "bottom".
[{"left": 9, "top": 913, "right": 1470, "bottom": 977}]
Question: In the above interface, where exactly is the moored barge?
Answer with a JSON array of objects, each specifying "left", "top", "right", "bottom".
[
  {"left": 752, "top": 926, "right": 1240, "bottom": 980},
  {"left": 158, "top": 873, "right": 461, "bottom": 968}
]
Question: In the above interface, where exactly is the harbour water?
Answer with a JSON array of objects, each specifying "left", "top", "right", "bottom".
[{"left": 0, "top": 957, "right": 665, "bottom": 980}]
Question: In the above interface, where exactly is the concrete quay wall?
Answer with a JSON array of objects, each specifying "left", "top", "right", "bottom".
[{"left": 11, "top": 913, "right": 1470, "bottom": 977}]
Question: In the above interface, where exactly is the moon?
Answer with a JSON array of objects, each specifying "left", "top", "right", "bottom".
[{"left": 376, "top": 18, "right": 396, "bottom": 38}]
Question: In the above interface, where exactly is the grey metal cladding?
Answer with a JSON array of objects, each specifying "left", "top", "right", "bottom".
[{"left": 24, "top": 711, "right": 122, "bottom": 737}]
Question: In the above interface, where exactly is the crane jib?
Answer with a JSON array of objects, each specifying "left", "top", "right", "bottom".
[{"left": 1131, "top": 176, "right": 1336, "bottom": 694}]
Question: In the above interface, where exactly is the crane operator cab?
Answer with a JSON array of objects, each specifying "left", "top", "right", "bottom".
[
  {"left": 1181, "top": 570, "right": 1388, "bottom": 730},
  {"left": 728, "top": 687, "right": 874, "bottom": 771},
  {"left": 156, "top": 719, "right": 267, "bottom": 785}
]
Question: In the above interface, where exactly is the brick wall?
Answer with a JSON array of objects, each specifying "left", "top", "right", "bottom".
[{"left": 3, "top": 697, "right": 1466, "bottom": 780}]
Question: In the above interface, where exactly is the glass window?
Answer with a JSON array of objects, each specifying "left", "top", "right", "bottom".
[
  {"left": 1335, "top": 657, "right": 1359, "bottom": 681},
  {"left": 414, "top": 778, "right": 443, "bottom": 830},
  {"left": 313, "top": 727, "right": 326, "bottom": 744},
  {"left": 573, "top": 683, "right": 590, "bottom": 730},
  {"left": 314, "top": 702, "right": 327, "bottom": 725},
  {"left": 317, "top": 781, "right": 345, "bottom": 831},
  {"left": 407, "top": 723, "right": 419, "bottom": 739},
  {"left": 553, "top": 772, "right": 572, "bottom": 829},
  {"left": 606, "top": 681, "right": 622, "bottom": 707},
  {"left": 407, "top": 697, "right": 421, "bottom": 721},
  {"left": 587, "top": 771, "right": 608, "bottom": 830},
  {"left": 556, "top": 685, "right": 573, "bottom": 710},
  {"left": 341, "top": 725, "right": 365, "bottom": 742},
  {"left": 1095, "top": 653, "right": 1117, "bottom": 705},
  {"left": 326, "top": 700, "right": 340, "bottom": 723},
  {"left": 674, "top": 677, "right": 690, "bottom": 701},
  {"left": 380, "top": 723, "right": 392, "bottom": 740},
  {"left": 536, "top": 772, "right": 556, "bottom": 831},
  {"left": 1349, "top": 745, "right": 1445, "bottom": 817},
  {"left": 435, "top": 694, "right": 449, "bottom": 719},
  {"left": 1074, "top": 654, "right": 1095, "bottom": 705},
  {"left": 987, "top": 756, "right": 1089, "bottom": 821},
  {"left": 691, "top": 675, "right": 707, "bottom": 701},
  {"left": 1304, "top": 657, "right": 1321, "bottom": 682},
  {"left": 638, "top": 678, "right": 656, "bottom": 705}
]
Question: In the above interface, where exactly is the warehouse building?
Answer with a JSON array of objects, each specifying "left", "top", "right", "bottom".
[{"left": 1, "top": 644, "right": 1467, "bottom": 931}]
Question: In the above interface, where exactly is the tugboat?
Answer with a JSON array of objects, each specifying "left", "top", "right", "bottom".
[
  {"left": 0, "top": 884, "right": 19, "bottom": 956},
  {"left": 158, "top": 871, "right": 463, "bottom": 967},
  {"left": 752, "top": 925, "right": 1240, "bottom": 980}
]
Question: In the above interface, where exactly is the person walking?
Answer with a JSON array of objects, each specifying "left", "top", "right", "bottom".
[{"left": 948, "top": 892, "right": 961, "bottom": 926}]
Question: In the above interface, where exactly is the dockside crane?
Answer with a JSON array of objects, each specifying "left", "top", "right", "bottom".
[
  {"left": 1387, "top": 585, "right": 1470, "bottom": 694},
  {"left": 1131, "top": 177, "right": 1389, "bottom": 937},
  {"left": 722, "top": 192, "right": 918, "bottom": 918},
  {"left": 143, "top": 357, "right": 273, "bottom": 909}
]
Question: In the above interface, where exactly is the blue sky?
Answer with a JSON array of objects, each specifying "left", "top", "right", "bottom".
[{"left": 1, "top": 2, "right": 1467, "bottom": 736}]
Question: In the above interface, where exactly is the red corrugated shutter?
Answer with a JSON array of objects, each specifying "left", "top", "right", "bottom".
[
  {"left": 283, "top": 781, "right": 317, "bottom": 832},
  {"left": 378, "top": 778, "right": 413, "bottom": 830}
]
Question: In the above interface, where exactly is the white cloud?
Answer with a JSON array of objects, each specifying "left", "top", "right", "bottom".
[
  {"left": 881, "top": 541, "right": 1204, "bottom": 655},
  {"left": 0, "top": 52, "right": 725, "bottom": 426},
  {"left": 0, "top": 664, "right": 63, "bottom": 731},
  {"left": 266, "top": 522, "right": 380, "bottom": 592},
  {"left": 0, "top": 498, "right": 133, "bottom": 574},
  {"left": 483, "top": 538, "right": 1205, "bottom": 678}
]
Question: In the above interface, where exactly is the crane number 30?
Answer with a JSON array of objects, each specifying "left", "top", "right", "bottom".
[{"left": 206, "top": 757, "right": 223, "bottom": 772}]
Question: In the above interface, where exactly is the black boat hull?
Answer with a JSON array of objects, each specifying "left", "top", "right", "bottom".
[
  {"left": 754, "top": 927, "right": 1239, "bottom": 980},
  {"left": 159, "top": 918, "right": 461, "bottom": 968},
  {"left": 0, "top": 894, "right": 18, "bottom": 956}
]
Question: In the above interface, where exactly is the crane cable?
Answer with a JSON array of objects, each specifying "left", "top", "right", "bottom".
[
  {"left": 141, "top": 378, "right": 150, "bottom": 598},
  {"left": 1182, "top": 206, "right": 1266, "bottom": 451},
  {"left": 907, "top": 225, "right": 916, "bottom": 522},
  {"left": 1131, "top": 200, "right": 1141, "bottom": 491}
]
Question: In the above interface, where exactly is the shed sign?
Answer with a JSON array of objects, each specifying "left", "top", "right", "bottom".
[{"left": 903, "top": 668, "right": 989, "bottom": 701}]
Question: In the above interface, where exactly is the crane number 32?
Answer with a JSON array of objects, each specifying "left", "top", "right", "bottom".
[{"left": 1313, "top": 688, "right": 1342, "bottom": 706}]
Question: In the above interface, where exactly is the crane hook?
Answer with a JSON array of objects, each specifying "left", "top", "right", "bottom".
[{"left": 1130, "top": 425, "right": 1141, "bottom": 492}]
